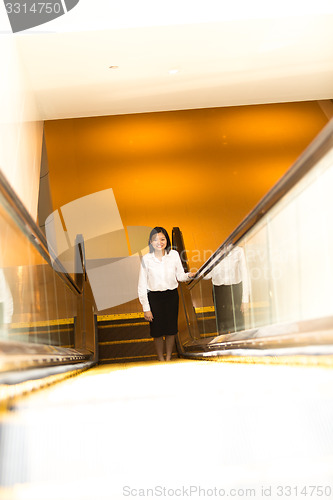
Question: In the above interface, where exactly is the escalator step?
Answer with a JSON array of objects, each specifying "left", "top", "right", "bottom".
[
  {"left": 97, "top": 314, "right": 156, "bottom": 363},
  {"left": 96, "top": 314, "right": 179, "bottom": 363}
]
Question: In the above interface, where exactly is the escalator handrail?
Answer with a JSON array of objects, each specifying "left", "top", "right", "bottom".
[
  {"left": 187, "top": 117, "right": 333, "bottom": 289},
  {"left": 0, "top": 168, "right": 81, "bottom": 295},
  {"left": 172, "top": 227, "right": 190, "bottom": 272}
]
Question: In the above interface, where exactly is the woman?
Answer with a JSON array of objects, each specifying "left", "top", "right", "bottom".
[
  {"left": 138, "top": 227, "right": 195, "bottom": 361},
  {"left": 205, "top": 246, "right": 249, "bottom": 334}
]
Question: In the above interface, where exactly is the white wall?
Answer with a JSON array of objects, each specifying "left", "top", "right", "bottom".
[{"left": 0, "top": 34, "right": 43, "bottom": 220}]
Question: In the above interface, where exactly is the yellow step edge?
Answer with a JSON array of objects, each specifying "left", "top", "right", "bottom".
[
  {"left": 97, "top": 313, "right": 145, "bottom": 321},
  {"left": 98, "top": 321, "right": 148, "bottom": 329},
  {"left": 209, "top": 355, "right": 333, "bottom": 368},
  {"left": 0, "top": 367, "right": 88, "bottom": 409},
  {"left": 100, "top": 354, "right": 157, "bottom": 362},
  {"left": 99, "top": 338, "right": 153, "bottom": 346},
  {"left": 194, "top": 306, "right": 215, "bottom": 314},
  {"left": 9, "top": 328, "right": 74, "bottom": 335},
  {"left": 9, "top": 318, "right": 75, "bottom": 329},
  {"left": 97, "top": 306, "right": 215, "bottom": 322},
  {"left": 193, "top": 303, "right": 269, "bottom": 314}
]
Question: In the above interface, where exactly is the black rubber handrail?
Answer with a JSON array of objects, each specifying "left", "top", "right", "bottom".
[
  {"left": 172, "top": 227, "right": 190, "bottom": 272},
  {"left": 0, "top": 168, "right": 81, "bottom": 295},
  {"left": 187, "top": 117, "right": 333, "bottom": 290}
]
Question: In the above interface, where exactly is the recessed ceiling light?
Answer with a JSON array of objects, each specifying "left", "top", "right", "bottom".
[{"left": 168, "top": 69, "right": 179, "bottom": 75}]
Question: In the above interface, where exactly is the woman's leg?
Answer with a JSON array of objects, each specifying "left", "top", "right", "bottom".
[
  {"left": 231, "top": 282, "right": 244, "bottom": 332},
  {"left": 154, "top": 336, "right": 165, "bottom": 361},
  {"left": 214, "top": 285, "right": 233, "bottom": 334},
  {"left": 165, "top": 334, "right": 175, "bottom": 361}
]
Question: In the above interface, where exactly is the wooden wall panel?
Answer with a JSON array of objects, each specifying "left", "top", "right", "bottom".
[{"left": 45, "top": 102, "right": 328, "bottom": 271}]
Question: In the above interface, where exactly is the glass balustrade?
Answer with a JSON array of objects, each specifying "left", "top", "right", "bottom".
[
  {"left": 0, "top": 202, "right": 79, "bottom": 350},
  {"left": 183, "top": 119, "right": 333, "bottom": 348}
]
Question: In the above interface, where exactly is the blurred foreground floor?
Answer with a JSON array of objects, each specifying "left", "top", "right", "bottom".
[{"left": 1, "top": 358, "right": 333, "bottom": 500}]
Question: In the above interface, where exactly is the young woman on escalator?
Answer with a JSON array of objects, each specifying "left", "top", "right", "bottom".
[{"left": 138, "top": 227, "right": 195, "bottom": 361}]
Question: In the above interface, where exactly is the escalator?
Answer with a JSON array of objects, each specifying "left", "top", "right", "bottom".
[
  {"left": 0, "top": 119, "right": 333, "bottom": 499},
  {"left": 174, "top": 118, "right": 333, "bottom": 362},
  {"left": 0, "top": 168, "right": 98, "bottom": 390}
]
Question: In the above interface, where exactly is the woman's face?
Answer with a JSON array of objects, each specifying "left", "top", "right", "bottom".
[{"left": 150, "top": 232, "right": 167, "bottom": 252}]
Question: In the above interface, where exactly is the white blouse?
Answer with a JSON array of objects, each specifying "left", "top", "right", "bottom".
[
  {"left": 138, "top": 249, "right": 190, "bottom": 312},
  {"left": 204, "top": 247, "right": 250, "bottom": 303}
]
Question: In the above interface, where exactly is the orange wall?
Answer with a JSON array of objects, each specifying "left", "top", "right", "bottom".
[{"left": 44, "top": 102, "right": 328, "bottom": 270}]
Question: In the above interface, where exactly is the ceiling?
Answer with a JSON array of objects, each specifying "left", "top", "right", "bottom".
[{"left": 3, "top": 0, "right": 333, "bottom": 120}]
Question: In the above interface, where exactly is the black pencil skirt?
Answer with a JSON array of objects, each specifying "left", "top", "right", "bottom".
[
  {"left": 147, "top": 288, "right": 179, "bottom": 338},
  {"left": 213, "top": 282, "right": 244, "bottom": 334}
]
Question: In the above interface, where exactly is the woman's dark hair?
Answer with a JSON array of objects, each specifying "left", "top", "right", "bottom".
[{"left": 148, "top": 227, "right": 172, "bottom": 254}]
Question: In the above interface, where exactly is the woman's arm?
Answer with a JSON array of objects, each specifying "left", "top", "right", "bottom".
[
  {"left": 138, "top": 261, "right": 154, "bottom": 321},
  {"left": 174, "top": 251, "right": 195, "bottom": 281},
  {"left": 138, "top": 260, "right": 151, "bottom": 312}
]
